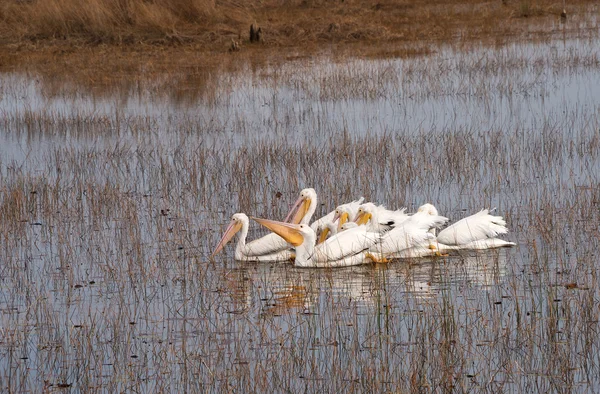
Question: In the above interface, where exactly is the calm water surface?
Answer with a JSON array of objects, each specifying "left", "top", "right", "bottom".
[
  {"left": 0, "top": 34, "right": 599, "bottom": 391},
  {"left": 1, "top": 37, "right": 600, "bottom": 166}
]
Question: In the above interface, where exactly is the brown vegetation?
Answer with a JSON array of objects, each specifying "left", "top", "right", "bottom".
[
  {"left": 0, "top": 0, "right": 592, "bottom": 47},
  {"left": 0, "top": 0, "right": 596, "bottom": 95},
  {"left": 0, "top": 0, "right": 596, "bottom": 61},
  {"left": 2, "top": 97, "right": 599, "bottom": 390}
]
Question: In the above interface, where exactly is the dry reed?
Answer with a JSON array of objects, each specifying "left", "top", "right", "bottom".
[{"left": 1, "top": 9, "right": 600, "bottom": 393}]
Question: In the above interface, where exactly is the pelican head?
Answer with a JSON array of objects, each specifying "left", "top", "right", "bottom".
[
  {"left": 354, "top": 203, "right": 377, "bottom": 225},
  {"left": 340, "top": 222, "right": 359, "bottom": 231},
  {"left": 211, "top": 213, "right": 248, "bottom": 257},
  {"left": 331, "top": 197, "right": 364, "bottom": 230},
  {"left": 285, "top": 188, "right": 317, "bottom": 224},
  {"left": 317, "top": 221, "right": 338, "bottom": 244},
  {"left": 333, "top": 207, "right": 352, "bottom": 231},
  {"left": 417, "top": 203, "right": 439, "bottom": 216},
  {"left": 416, "top": 203, "right": 440, "bottom": 236}
]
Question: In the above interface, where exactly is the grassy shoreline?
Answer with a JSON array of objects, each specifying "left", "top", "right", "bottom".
[
  {"left": 1, "top": 0, "right": 597, "bottom": 96},
  {"left": 0, "top": 0, "right": 577, "bottom": 46},
  {"left": 0, "top": 0, "right": 596, "bottom": 75}
]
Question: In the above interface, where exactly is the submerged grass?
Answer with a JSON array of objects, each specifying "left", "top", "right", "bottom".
[
  {"left": 1, "top": 104, "right": 599, "bottom": 391},
  {"left": 1, "top": 11, "right": 600, "bottom": 392}
]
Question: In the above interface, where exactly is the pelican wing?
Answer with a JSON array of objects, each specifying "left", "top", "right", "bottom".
[
  {"left": 405, "top": 211, "right": 449, "bottom": 231},
  {"left": 436, "top": 238, "right": 516, "bottom": 252},
  {"left": 236, "top": 248, "right": 294, "bottom": 262},
  {"left": 378, "top": 207, "right": 409, "bottom": 229},
  {"left": 460, "top": 238, "right": 516, "bottom": 249},
  {"left": 371, "top": 224, "right": 434, "bottom": 255},
  {"left": 309, "top": 252, "right": 372, "bottom": 268},
  {"left": 315, "top": 226, "right": 381, "bottom": 262},
  {"left": 437, "top": 209, "right": 509, "bottom": 246},
  {"left": 245, "top": 233, "right": 290, "bottom": 256}
]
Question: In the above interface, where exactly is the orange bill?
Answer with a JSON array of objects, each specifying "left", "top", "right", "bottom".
[
  {"left": 284, "top": 196, "right": 311, "bottom": 224},
  {"left": 354, "top": 211, "right": 372, "bottom": 225},
  {"left": 336, "top": 212, "right": 350, "bottom": 231},
  {"left": 317, "top": 227, "right": 331, "bottom": 244},
  {"left": 252, "top": 217, "right": 304, "bottom": 247},
  {"left": 211, "top": 220, "right": 242, "bottom": 257}
]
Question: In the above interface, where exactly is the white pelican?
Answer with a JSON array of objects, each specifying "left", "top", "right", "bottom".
[
  {"left": 418, "top": 204, "right": 516, "bottom": 250},
  {"left": 311, "top": 197, "right": 365, "bottom": 242},
  {"left": 211, "top": 213, "right": 293, "bottom": 261},
  {"left": 331, "top": 197, "right": 366, "bottom": 229},
  {"left": 232, "top": 188, "right": 319, "bottom": 257},
  {"left": 316, "top": 220, "right": 361, "bottom": 244},
  {"left": 317, "top": 221, "right": 339, "bottom": 244},
  {"left": 340, "top": 222, "right": 359, "bottom": 231},
  {"left": 366, "top": 210, "right": 449, "bottom": 262},
  {"left": 252, "top": 217, "right": 381, "bottom": 268},
  {"left": 416, "top": 203, "right": 441, "bottom": 235},
  {"left": 354, "top": 202, "right": 410, "bottom": 233},
  {"left": 312, "top": 197, "right": 365, "bottom": 230},
  {"left": 285, "top": 188, "right": 318, "bottom": 225}
]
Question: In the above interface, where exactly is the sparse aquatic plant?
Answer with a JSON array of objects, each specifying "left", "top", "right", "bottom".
[{"left": 0, "top": 13, "right": 600, "bottom": 391}]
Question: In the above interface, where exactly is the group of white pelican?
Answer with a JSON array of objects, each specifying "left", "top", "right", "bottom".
[{"left": 211, "top": 188, "right": 515, "bottom": 268}]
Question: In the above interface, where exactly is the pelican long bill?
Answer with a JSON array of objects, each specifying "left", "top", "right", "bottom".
[
  {"left": 354, "top": 211, "right": 372, "bottom": 226},
  {"left": 252, "top": 217, "right": 304, "bottom": 247},
  {"left": 284, "top": 195, "right": 312, "bottom": 224},
  {"left": 211, "top": 220, "right": 243, "bottom": 257},
  {"left": 336, "top": 212, "right": 350, "bottom": 231},
  {"left": 317, "top": 227, "right": 331, "bottom": 244}
]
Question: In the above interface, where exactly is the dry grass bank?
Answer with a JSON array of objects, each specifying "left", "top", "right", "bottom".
[
  {"left": 0, "top": 0, "right": 579, "bottom": 47},
  {"left": 0, "top": 0, "right": 597, "bottom": 97},
  {"left": 0, "top": 0, "right": 595, "bottom": 52}
]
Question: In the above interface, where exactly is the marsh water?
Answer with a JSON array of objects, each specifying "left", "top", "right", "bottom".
[{"left": 1, "top": 31, "right": 600, "bottom": 391}]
